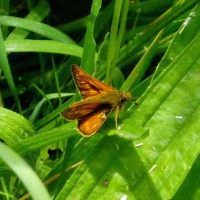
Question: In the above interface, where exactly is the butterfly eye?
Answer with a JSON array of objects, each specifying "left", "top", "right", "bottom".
[{"left": 120, "top": 96, "right": 128, "bottom": 103}]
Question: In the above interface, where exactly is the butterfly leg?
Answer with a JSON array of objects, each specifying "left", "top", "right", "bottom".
[{"left": 115, "top": 106, "right": 120, "bottom": 130}]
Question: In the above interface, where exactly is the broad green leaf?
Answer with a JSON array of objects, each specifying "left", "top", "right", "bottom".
[
  {"left": 0, "top": 123, "right": 77, "bottom": 174},
  {"left": 0, "top": 107, "right": 34, "bottom": 144},
  {"left": 55, "top": 13, "right": 200, "bottom": 200}
]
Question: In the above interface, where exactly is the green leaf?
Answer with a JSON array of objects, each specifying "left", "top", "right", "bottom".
[
  {"left": 0, "top": 143, "right": 51, "bottom": 200},
  {"left": 55, "top": 11, "right": 200, "bottom": 199},
  {"left": 124, "top": 25, "right": 200, "bottom": 199},
  {"left": 121, "top": 29, "right": 163, "bottom": 91},
  {"left": 81, "top": 0, "right": 102, "bottom": 73},
  {"left": 29, "top": 92, "right": 74, "bottom": 123},
  {"left": 5, "top": 40, "right": 82, "bottom": 56},
  {"left": 154, "top": 3, "right": 200, "bottom": 79},
  {"left": 0, "top": 107, "right": 34, "bottom": 144},
  {"left": 0, "top": 27, "right": 21, "bottom": 112},
  {"left": 6, "top": 0, "right": 51, "bottom": 40},
  {"left": 0, "top": 16, "right": 75, "bottom": 44},
  {"left": 1, "top": 1, "right": 200, "bottom": 199},
  {"left": 118, "top": 0, "right": 199, "bottom": 67}
]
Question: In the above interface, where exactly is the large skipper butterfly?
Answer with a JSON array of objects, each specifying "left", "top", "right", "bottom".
[{"left": 61, "top": 65, "right": 131, "bottom": 136}]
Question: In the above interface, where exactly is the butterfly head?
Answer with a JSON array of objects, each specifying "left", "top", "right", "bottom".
[{"left": 120, "top": 91, "right": 132, "bottom": 103}]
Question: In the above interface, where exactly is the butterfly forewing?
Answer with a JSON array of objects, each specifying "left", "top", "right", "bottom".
[
  {"left": 72, "top": 65, "right": 114, "bottom": 98},
  {"left": 61, "top": 102, "right": 103, "bottom": 120}
]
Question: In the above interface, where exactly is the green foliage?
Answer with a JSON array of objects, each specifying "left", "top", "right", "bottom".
[{"left": 0, "top": 0, "right": 200, "bottom": 199}]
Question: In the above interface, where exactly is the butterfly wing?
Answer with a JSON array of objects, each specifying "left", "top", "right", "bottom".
[
  {"left": 61, "top": 102, "right": 104, "bottom": 120},
  {"left": 72, "top": 65, "right": 114, "bottom": 98},
  {"left": 61, "top": 101, "right": 112, "bottom": 136},
  {"left": 78, "top": 105, "right": 112, "bottom": 136}
]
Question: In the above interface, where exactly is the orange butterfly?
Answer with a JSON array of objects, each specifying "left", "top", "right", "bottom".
[{"left": 61, "top": 65, "right": 131, "bottom": 136}]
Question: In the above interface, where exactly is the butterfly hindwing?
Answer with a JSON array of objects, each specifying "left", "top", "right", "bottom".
[{"left": 78, "top": 105, "right": 112, "bottom": 136}]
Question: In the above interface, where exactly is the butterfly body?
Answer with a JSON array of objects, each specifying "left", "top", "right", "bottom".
[{"left": 61, "top": 65, "right": 131, "bottom": 136}]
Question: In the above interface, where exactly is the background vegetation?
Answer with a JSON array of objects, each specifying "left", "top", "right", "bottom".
[{"left": 0, "top": 0, "right": 200, "bottom": 199}]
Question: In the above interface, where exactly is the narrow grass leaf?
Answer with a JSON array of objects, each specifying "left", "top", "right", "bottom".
[
  {"left": 0, "top": 16, "right": 75, "bottom": 44},
  {"left": 6, "top": 1, "right": 50, "bottom": 40},
  {"left": 81, "top": 0, "right": 102, "bottom": 73},
  {"left": 5, "top": 40, "right": 83, "bottom": 57},
  {"left": 0, "top": 27, "right": 21, "bottom": 111},
  {"left": 0, "top": 143, "right": 51, "bottom": 200}
]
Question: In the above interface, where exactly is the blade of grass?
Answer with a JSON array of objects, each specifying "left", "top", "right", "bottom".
[
  {"left": 106, "top": 0, "right": 122, "bottom": 83},
  {"left": 34, "top": 96, "right": 75, "bottom": 130},
  {"left": 0, "top": 16, "right": 75, "bottom": 44},
  {"left": 0, "top": 143, "right": 51, "bottom": 200},
  {"left": 81, "top": 0, "right": 102, "bottom": 74},
  {"left": 29, "top": 93, "right": 74, "bottom": 123},
  {"left": 118, "top": 0, "right": 199, "bottom": 67},
  {"left": 153, "top": 3, "right": 200, "bottom": 79},
  {"left": 0, "top": 26, "right": 21, "bottom": 112},
  {"left": 109, "top": 0, "right": 130, "bottom": 78},
  {"left": 121, "top": 29, "right": 163, "bottom": 91},
  {"left": 0, "top": 122, "right": 78, "bottom": 175},
  {"left": 6, "top": 0, "right": 50, "bottom": 40},
  {"left": 5, "top": 40, "right": 83, "bottom": 57}
]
